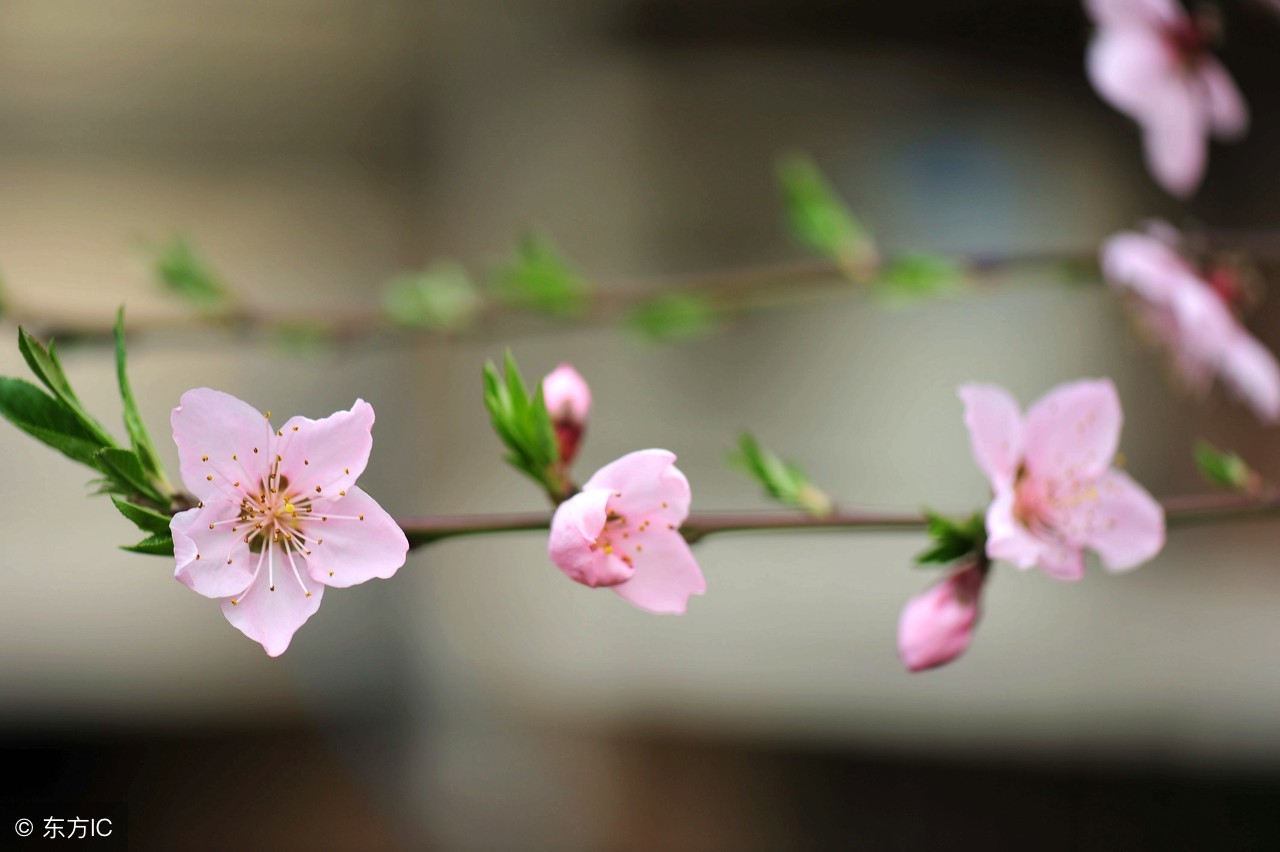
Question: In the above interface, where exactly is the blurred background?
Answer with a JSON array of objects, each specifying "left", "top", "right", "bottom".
[{"left": 3, "top": 0, "right": 1280, "bottom": 848}]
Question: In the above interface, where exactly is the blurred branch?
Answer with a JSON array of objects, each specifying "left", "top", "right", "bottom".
[{"left": 399, "top": 489, "right": 1280, "bottom": 549}]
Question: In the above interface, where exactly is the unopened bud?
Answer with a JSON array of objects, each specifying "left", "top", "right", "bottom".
[{"left": 542, "top": 363, "right": 591, "bottom": 465}]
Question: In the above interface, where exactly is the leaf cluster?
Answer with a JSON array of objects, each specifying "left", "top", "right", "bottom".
[
  {"left": 0, "top": 310, "right": 175, "bottom": 555},
  {"left": 915, "top": 510, "right": 986, "bottom": 565},
  {"left": 492, "top": 233, "right": 591, "bottom": 317},
  {"left": 729, "top": 432, "right": 832, "bottom": 517},
  {"left": 482, "top": 351, "right": 566, "bottom": 500}
]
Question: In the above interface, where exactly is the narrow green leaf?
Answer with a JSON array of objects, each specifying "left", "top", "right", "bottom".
[
  {"left": 729, "top": 432, "right": 832, "bottom": 517},
  {"left": 382, "top": 262, "right": 482, "bottom": 330},
  {"left": 0, "top": 377, "right": 108, "bottom": 466},
  {"left": 915, "top": 510, "right": 986, "bottom": 565},
  {"left": 482, "top": 353, "right": 562, "bottom": 497},
  {"left": 111, "top": 496, "right": 173, "bottom": 536},
  {"left": 1195, "top": 440, "right": 1255, "bottom": 492},
  {"left": 874, "top": 253, "right": 965, "bottom": 307},
  {"left": 491, "top": 233, "right": 590, "bottom": 317},
  {"left": 95, "top": 447, "right": 167, "bottom": 504},
  {"left": 152, "top": 236, "right": 229, "bottom": 308},
  {"left": 113, "top": 308, "right": 166, "bottom": 479},
  {"left": 627, "top": 292, "right": 718, "bottom": 342},
  {"left": 121, "top": 533, "right": 175, "bottom": 556},
  {"left": 17, "top": 327, "right": 118, "bottom": 449},
  {"left": 776, "top": 153, "right": 877, "bottom": 276}
]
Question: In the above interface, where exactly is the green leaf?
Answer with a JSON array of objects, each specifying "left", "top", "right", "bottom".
[
  {"left": 94, "top": 447, "right": 167, "bottom": 504},
  {"left": 627, "top": 292, "right": 718, "bottom": 343},
  {"left": 0, "top": 377, "right": 109, "bottom": 467},
  {"left": 916, "top": 510, "right": 986, "bottom": 565},
  {"left": 121, "top": 533, "right": 175, "bottom": 556},
  {"left": 382, "top": 262, "right": 482, "bottom": 330},
  {"left": 776, "top": 153, "right": 877, "bottom": 275},
  {"left": 729, "top": 432, "right": 832, "bottom": 517},
  {"left": 17, "top": 326, "right": 118, "bottom": 449},
  {"left": 111, "top": 496, "right": 173, "bottom": 536},
  {"left": 152, "top": 236, "right": 229, "bottom": 309},
  {"left": 1195, "top": 440, "right": 1255, "bottom": 492},
  {"left": 482, "top": 351, "right": 565, "bottom": 498},
  {"left": 491, "top": 233, "right": 590, "bottom": 317},
  {"left": 113, "top": 308, "right": 166, "bottom": 480},
  {"left": 874, "top": 253, "right": 965, "bottom": 307}
]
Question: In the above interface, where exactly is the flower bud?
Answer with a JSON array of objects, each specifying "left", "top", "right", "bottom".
[
  {"left": 542, "top": 363, "right": 590, "bottom": 465},
  {"left": 897, "top": 562, "right": 986, "bottom": 673}
]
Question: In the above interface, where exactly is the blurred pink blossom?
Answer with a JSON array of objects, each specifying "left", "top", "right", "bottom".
[
  {"left": 1102, "top": 225, "right": 1280, "bottom": 422},
  {"left": 548, "top": 449, "right": 705, "bottom": 614},
  {"left": 898, "top": 562, "right": 986, "bottom": 672},
  {"left": 959, "top": 379, "right": 1165, "bottom": 581},
  {"left": 1085, "top": 0, "right": 1247, "bottom": 197},
  {"left": 170, "top": 389, "right": 408, "bottom": 656},
  {"left": 542, "top": 363, "right": 591, "bottom": 465}
]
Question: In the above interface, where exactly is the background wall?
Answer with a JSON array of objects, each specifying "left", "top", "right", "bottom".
[{"left": 2, "top": 1, "right": 1280, "bottom": 849}]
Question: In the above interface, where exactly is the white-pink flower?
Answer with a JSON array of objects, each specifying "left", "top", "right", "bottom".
[
  {"left": 548, "top": 449, "right": 705, "bottom": 614},
  {"left": 960, "top": 379, "right": 1165, "bottom": 581},
  {"left": 898, "top": 562, "right": 986, "bottom": 673},
  {"left": 169, "top": 388, "right": 409, "bottom": 656},
  {"left": 1085, "top": 0, "right": 1248, "bottom": 197},
  {"left": 1102, "top": 225, "right": 1280, "bottom": 422},
  {"left": 542, "top": 363, "right": 591, "bottom": 465}
]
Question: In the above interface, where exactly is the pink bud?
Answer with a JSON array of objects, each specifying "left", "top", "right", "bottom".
[
  {"left": 542, "top": 364, "right": 591, "bottom": 465},
  {"left": 897, "top": 563, "right": 986, "bottom": 673}
]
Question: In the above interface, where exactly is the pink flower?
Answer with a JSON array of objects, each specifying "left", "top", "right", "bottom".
[
  {"left": 542, "top": 363, "right": 591, "bottom": 465},
  {"left": 898, "top": 562, "right": 986, "bottom": 672},
  {"left": 1102, "top": 225, "right": 1280, "bottom": 422},
  {"left": 169, "top": 389, "right": 409, "bottom": 656},
  {"left": 959, "top": 379, "right": 1165, "bottom": 581},
  {"left": 548, "top": 449, "right": 705, "bottom": 614},
  {"left": 1085, "top": 0, "right": 1248, "bottom": 197}
]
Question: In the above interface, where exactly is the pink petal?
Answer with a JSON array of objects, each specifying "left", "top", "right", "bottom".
[
  {"left": 985, "top": 488, "right": 1046, "bottom": 571},
  {"left": 542, "top": 364, "right": 591, "bottom": 424},
  {"left": 1141, "top": 77, "right": 1208, "bottom": 198},
  {"left": 897, "top": 564, "right": 985, "bottom": 673},
  {"left": 610, "top": 530, "right": 706, "bottom": 615},
  {"left": 957, "top": 383, "right": 1024, "bottom": 487},
  {"left": 583, "top": 449, "right": 691, "bottom": 527},
  {"left": 1036, "top": 542, "right": 1087, "bottom": 582},
  {"left": 1084, "top": 0, "right": 1182, "bottom": 27},
  {"left": 1023, "top": 379, "right": 1122, "bottom": 483},
  {"left": 302, "top": 486, "right": 409, "bottom": 588},
  {"left": 220, "top": 556, "right": 324, "bottom": 657},
  {"left": 1077, "top": 469, "right": 1166, "bottom": 571},
  {"left": 1220, "top": 331, "right": 1280, "bottom": 423},
  {"left": 171, "top": 504, "right": 258, "bottom": 598},
  {"left": 547, "top": 487, "right": 634, "bottom": 588},
  {"left": 276, "top": 400, "right": 375, "bottom": 499},
  {"left": 1199, "top": 58, "right": 1248, "bottom": 139},
  {"left": 1100, "top": 230, "right": 1195, "bottom": 305},
  {"left": 171, "top": 388, "right": 274, "bottom": 502},
  {"left": 1087, "top": 29, "right": 1178, "bottom": 119}
]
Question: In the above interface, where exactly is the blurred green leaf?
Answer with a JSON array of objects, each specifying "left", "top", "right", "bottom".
[
  {"left": 111, "top": 496, "right": 173, "bottom": 536},
  {"left": 269, "top": 322, "right": 332, "bottom": 356},
  {"left": 776, "top": 153, "right": 877, "bottom": 276},
  {"left": 916, "top": 510, "right": 986, "bottom": 565},
  {"left": 121, "top": 533, "right": 175, "bottom": 556},
  {"left": 482, "top": 351, "right": 565, "bottom": 500},
  {"left": 874, "top": 253, "right": 965, "bottom": 306},
  {"left": 627, "top": 292, "right": 718, "bottom": 343},
  {"left": 152, "top": 236, "right": 229, "bottom": 309},
  {"left": 492, "top": 233, "right": 589, "bottom": 317},
  {"left": 382, "top": 262, "right": 482, "bottom": 330},
  {"left": 1195, "top": 440, "right": 1255, "bottom": 492},
  {"left": 729, "top": 432, "right": 832, "bottom": 517},
  {"left": 0, "top": 376, "right": 111, "bottom": 467},
  {"left": 114, "top": 308, "right": 166, "bottom": 481}
]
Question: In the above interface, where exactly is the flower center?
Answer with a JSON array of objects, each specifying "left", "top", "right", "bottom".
[
  {"left": 1011, "top": 468, "right": 1100, "bottom": 545},
  {"left": 1163, "top": 18, "right": 1209, "bottom": 69}
]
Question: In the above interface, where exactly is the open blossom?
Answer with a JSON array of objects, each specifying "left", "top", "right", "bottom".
[
  {"left": 542, "top": 363, "right": 591, "bottom": 465},
  {"left": 1085, "top": 0, "right": 1248, "bottom": 197},
  {"left": 169, "top": 389, "right": 408, "bottom": 656},
  {"left": 960, "top": 379, "right": 1164, "bottom": 581},
  {"left": 548, "top": 449, "right": 705, "bottom": 614},
  {"left": 898, "top": 562, "right": 986, "bottom": 672},
  {"left": 1102, "top": 225, "right": 1280, "bottom": 422}
]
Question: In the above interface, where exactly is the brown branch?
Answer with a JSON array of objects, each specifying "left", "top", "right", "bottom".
[{"left": 398, "top": 490, "right": 1280, "bottom": 549}]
